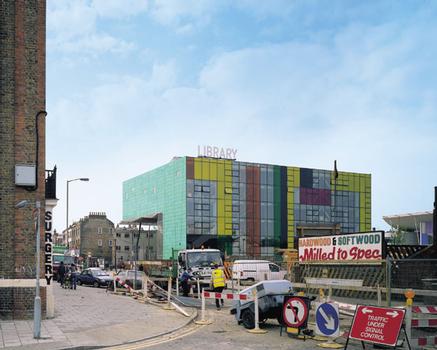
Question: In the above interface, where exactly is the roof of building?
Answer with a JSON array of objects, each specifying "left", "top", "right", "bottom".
[
  {"left": 383, "top": 211, "right": 433, "bottom": 229},
  {"left": 119, "top": 213, "right": 160, "bottom": 225}
]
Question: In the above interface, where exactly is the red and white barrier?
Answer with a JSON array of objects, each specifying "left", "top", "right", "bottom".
[
  {"left": 406, "top": 304, "right": 437, "bottom": 349},
  {"left": 203, "top": 291, "right": 253, "bottom": 301},
  {"left": 410, "top": 336, "right": 437, "bottom": 348},
  {"left": 411, "top": 318, "right": 437, "bottom": 327},
  {"left": 412, "top": 305, "right": 437, "bottom": 314},
  {"left": 115, "top": 277, "right": 140, "bottom": 295}
]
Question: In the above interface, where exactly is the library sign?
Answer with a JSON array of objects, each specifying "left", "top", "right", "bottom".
[{"left": 298, "top": 231, "right": 384, "bottom": 264}]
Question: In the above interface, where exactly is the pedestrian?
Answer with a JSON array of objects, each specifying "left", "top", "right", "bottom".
[
  {"left": 211, "top": 264, "right": 225, "bottom": 310},
  {"left": 70, "top": 264, "right": 77, "bottom": 290},
  {"left": 180, "top": 268, "right": 193, "bottom": 297},
  {"left": 59, "top": 261, "right": 66, "bottom": 287}
]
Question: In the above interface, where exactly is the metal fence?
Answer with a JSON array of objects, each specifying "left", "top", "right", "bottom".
[{"left": 288, "top": 258, "right": 437, "bottom": 304}]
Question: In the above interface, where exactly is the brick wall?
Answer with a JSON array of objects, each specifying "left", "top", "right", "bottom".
[{"left": 0, "top": 0, "right": 46, "bottom": 319}]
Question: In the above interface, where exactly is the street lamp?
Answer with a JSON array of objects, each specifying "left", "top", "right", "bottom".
[
  {"left": 66, "top": 178, "right": 89, "bottom": 244},
  {"left": 15, "top": 199, "right": 41, "bottom": 339}
]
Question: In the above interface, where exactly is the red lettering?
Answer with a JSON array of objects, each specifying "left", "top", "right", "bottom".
[{"left": 350, "top": 247, "right": 380, "bottom": 260}]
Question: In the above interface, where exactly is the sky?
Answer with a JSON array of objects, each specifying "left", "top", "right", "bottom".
[{"left": 46, "top": 0, "right": 437, "bottom": 234}]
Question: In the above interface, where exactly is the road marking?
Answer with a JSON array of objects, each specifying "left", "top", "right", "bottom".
[{"left": 105, "top": 322, "right": 203, "bottom": 350}]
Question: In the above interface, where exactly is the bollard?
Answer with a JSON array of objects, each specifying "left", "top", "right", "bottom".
[
  {"left": 143, "top": 276, "right": 148, "bottom": 299},
  {"left": 319, "top": 288, "right": 325, "bottom": 302},
  {"left": 195, "top": 289, "right": 212, "bottom": 325},
  {"left": 197, "top": 278, "right": 201, "bottom": 299},
  {"left": 248, "top": 289, "right": 267, "bottom": 334},
  {"left": 404, "top": 289, "right": 415, "bottom": 343},
  {"left": 163, "top": 276, "right": 175, "bottom": 310},
  {"left": 175, "top": 275, "right": 179, "bottom": 296}
]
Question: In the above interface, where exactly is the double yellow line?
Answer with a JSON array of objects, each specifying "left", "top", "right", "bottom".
[{"left": 106, "top": 323, "right": 203, "bottom": 350}]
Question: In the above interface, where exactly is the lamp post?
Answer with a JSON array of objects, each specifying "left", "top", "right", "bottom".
[
  {"left": 66, "top": 178, "right": 89, "bottom": 246},
  {"left": 15, "top": 199, "right": 41, "bottom": 339}
]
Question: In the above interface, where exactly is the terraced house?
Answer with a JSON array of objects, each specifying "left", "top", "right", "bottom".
[{"left": 123, "top": 156, "right": 371, "bottom": 259}]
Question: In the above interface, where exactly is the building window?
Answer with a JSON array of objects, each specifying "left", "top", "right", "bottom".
[
  {"left": 98, "top": 227, "right": 103, "bottom": 234},
  {"left": 116, "top": 233, "right": 121, "bottom": 238},
  {"left": 124, "top": 233, "right": 130, "bottom": 238},
  {"left": 98, "top": 239, "right": 103, "bottom": 246},
  {"left": 116, "top": 245, "right": 121, "bottom": 251},
  {"left": 109, "top": 240, "right": 113, "bottom": 247},
  {"left": 124, "top": 246, "right": 130, "bottom": 251}
]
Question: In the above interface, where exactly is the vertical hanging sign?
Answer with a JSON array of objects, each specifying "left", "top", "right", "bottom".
[{"left": 44, "top": 209, "right": 53, "bottom": 284}]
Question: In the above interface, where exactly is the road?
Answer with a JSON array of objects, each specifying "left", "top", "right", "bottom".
[{"left": 105, "top": 304, "right": 382, "bottom": 350}]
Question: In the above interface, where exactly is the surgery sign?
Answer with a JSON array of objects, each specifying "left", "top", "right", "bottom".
[{"left": 298, "top": 231, "right": 384, "bottom": 264}]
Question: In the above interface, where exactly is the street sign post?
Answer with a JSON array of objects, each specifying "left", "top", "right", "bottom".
[
  {"left": 282, "top": 296, "right": 309, "bottom": 328},
  {"left": 315, "top": 302, "right": 340, "bottom": 337},
  {"left": 346, "top": 305, "right": 409, "bottom": 349}
]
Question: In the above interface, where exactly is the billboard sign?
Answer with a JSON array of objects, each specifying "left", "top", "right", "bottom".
[{"left": 298, "top": 231, "right": 384, "bottom": 264}]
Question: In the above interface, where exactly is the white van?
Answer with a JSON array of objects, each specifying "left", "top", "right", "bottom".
[{"left": 232, "top": 260, "right": 287, "bottom": 282}]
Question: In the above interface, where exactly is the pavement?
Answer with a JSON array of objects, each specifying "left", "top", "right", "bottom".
[{"left": 0, "top": 283, "right": 196, "bottom": 350}]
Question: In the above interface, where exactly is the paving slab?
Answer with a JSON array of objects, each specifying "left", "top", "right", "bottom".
[{"left": 0, "top": 282, "right": 196, "bottom": 349}]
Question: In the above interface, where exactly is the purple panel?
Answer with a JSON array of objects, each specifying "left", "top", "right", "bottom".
[
  {"left": 300, "top": 188, "right": 331, "bottom": 206},
  {"left": 425, "top": 221, "right": 433, "bottom": 234}
]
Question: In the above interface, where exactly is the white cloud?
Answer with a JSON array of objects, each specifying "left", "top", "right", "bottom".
[
  {"left": 47, "top": 0, "right": 138, "bottom": 56},
  {"left": 91, "top": 0, "right": 148, "bottom": 18},
  {"left": 148, "top": 0, "right": 220, "bottom": 29},
  {"left": 47, "top": 7, "right": 437, "bottom": 232}
]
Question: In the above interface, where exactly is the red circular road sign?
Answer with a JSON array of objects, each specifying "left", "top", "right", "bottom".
[{"left": 282, "top": 297, "right": 309, "bottom": 328}]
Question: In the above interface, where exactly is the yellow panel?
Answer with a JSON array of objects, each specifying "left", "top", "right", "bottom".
[
  {"left": 365, "top": 175, "right": 371, "bottom": 191},
  {"left": 217, "top": 181, "right": 224, "bottom": 199},
  {"left": 194, "top": 158, "right": 202, "bottom": 180},
  {"left": 287, "top": 192, "right": 293, "bottom": 205},
  {"left": 287, "top": 167, "right": 300, "bottom": 187},
  {"left": 217, "top": 161, "right": 225, "bottom": 182},
  {"left": 218, "top": 199, "right": 225, "bottom": 216},
  {"left": 360, "top": 176, "right": 366, "bottom": 192},
  {"left": 224, "top": 160, "right": 233, "bottom": 170},
  {"left": 210, "top": 161, "right": 217, "bottom": 181},
  {"left": 218, "top": 217, "right": 225, "bottom": 235},
  {"left": 200, "top": 159, "right": 208, "bottom": 180}
]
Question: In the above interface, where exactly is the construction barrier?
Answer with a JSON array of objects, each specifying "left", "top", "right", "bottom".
[
  {"left": 407, "top": 304, "right": 437, "bottom": 348},
  {"left": 115, "top": 277, "right": 140, "bottom": 295},
  {"left": 196, "top": 290, "right": 254, "bottom": 326},
  {"left": 203, "top": 291, "right": 252, "bottom": 301}
]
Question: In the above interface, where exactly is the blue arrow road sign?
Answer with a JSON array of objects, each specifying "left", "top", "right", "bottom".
[{"left": 315, "top": 302, "right": 340, "bottom": 337}]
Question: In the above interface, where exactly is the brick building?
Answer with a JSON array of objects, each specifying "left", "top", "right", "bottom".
[
  {"left": 64, "top": 213, "right": 115, "bottom": 267},
  {"left": 0, "top": 1, "right": 52, "bottom": 319}
]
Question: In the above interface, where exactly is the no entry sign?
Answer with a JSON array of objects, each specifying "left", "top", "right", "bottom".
[{"left": 349, "top": 305, "right": 406, "bottom": 347}]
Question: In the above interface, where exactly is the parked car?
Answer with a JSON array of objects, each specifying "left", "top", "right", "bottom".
[
  {"left": 232, "top": 260, "right": 287, "bottom": 282},
  {"left": 77, "top": 268, "right": 113, "bottom": 288},
  {"left": 116, "top": 270, "right": 146, "bottom": 290}
]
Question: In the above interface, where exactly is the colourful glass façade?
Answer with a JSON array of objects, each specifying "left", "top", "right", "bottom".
[{"left": 123, "top": 156, "right": 371, "bottom": 259}]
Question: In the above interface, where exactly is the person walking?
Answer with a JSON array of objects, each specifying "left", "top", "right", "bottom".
[
  {"left": 180, "top": 268, "right": 193, "bottom": 297},
  {"left": 70, "top": 264, "right": 77, "bottom": 290},
  {"left": 59, "top": 261, "right": 66, "bottom": 286},
  {"left": 211, "top": 264, "right": 225, "bottom": 310}
]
